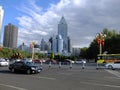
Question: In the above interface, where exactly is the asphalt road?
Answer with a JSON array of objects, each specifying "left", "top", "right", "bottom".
[{"left": 0, "top": 64, "right": 120, "bottom": 90}]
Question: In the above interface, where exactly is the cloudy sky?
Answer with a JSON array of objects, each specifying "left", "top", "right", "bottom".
[{"left": 0, "top": 0, "right": 120, "bottom": 48}]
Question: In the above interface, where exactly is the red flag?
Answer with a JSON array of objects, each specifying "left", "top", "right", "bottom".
[
  {"left": 97, "top": 38, "right": 100, "bottom": 44},
  {"left": 30, "top": 43, "right": 33, "bottom": 49},
  {"left": 0, "top": 46, "right": 2, "bottom": 51},
  {"left": 102, "top": 39, "right": 105, "bottom": 47}
]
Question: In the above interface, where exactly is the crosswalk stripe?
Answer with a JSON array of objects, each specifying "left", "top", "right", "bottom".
[{"left": 105, "top": 70, "right": 120, "bottom": 78}]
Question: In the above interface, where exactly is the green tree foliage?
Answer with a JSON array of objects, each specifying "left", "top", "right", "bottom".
[
  {"left": 0, "top": 48, "right": 31, "bottom": 59},
  {"left": 79, "top": 47, "right": 88, "bottom": 59},
  {"left": 86, "top": 39, "right": 99, "bottom": 59},
  {"left": 0, "top": 48, "right": 13, "bottom": 58},
  {"left": 104, "top": 34, "right": 120, "bottom": 54},
  {"left": 80, "top": 28, "right": 120, "bottom": 60},
  {"left": 51, "top": 52, "right": 54, "bottom": 59},
  {"left": 34, "top": 53, "right": 44, "bottom": 59}
]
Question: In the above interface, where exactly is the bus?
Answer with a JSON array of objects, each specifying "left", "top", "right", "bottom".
[{"left": 97, "top": 54, "right": 120, "bottom": 64}]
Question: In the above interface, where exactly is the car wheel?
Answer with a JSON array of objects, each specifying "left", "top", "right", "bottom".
[
  {"left": 108, "top": 65, "right": 113, "bottom": 69},
  {"left": 11, "top": 68, "right": 15, "bottom": 73},
  {"left": 27, "top": 70, "right": 31, "bottom": 74}
]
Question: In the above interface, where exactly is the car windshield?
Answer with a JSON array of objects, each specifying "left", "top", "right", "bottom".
[{"left": 0, "top": 60, "right": 6, "bottom": 62}]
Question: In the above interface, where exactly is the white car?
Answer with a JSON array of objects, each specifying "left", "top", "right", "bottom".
[
  {"left": 0, "top": 59, "right": 9, "bottom": 66},
  {"left": 75, "top": 60, "right": 86, "bottom": 64},
  {"left": 105, "top": 62, "right": 120, "bottom": 69}
]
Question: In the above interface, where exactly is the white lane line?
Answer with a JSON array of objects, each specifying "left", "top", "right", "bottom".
[
  {"left": 58, "top": 72, "right": 72, "bottom": 75},
  {"left": 105, "top": 70, "right": 120, "bottom": 78},
  {"left": 80, "top": 82, "right": 120, "bottom": 88},
  {"left": 30, "top": 76, "right": 56, "bottom": 80},
  {"left": 106, "top": 77, "right": 120, "bottom": 79},
  {"left": 37, "top": 76, "right": 56, "bottom": 80},
  {"left": 0, "top": 83, "right": 28, "bottom": 90}
]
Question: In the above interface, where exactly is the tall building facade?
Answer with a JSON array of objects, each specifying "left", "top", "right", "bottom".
[
  {"left": 50, "top": 16, "right": 71, "bottom": 55},
  {"left": 72, "top": 47, "right": 80, "bottom": 57},
  {"left": 58, "top": 16, "right": 68, "bottom": 52},
  {"left": 40, "top": 38, "right": 48, "bottom": 51},
  {"left": 0, "top": 6, "right": 4, "bottom": 44},
  {"left": 56, "top": 34, "right": 63, "bottom": 53},
  {"left": 3, "top": 23, "right": 18, "bottom": 48},
  {"left": 18, "top": 43, "right": 29, "bottom": 52}
]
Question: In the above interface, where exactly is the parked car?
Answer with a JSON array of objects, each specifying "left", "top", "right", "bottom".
[
  {"left": 105, "top": 62, "right": 120, "bottom": 69},
  {"left": 44, "top": 60, "right": 58, "bottom": 64},
  {"left": 9, "top": 60, "right": 42, "bottom": 74},
  {"left": 32, "top": 59, "right": 45, "bottom": 63},
  {"left": 60, "top": 59, "right": 74, "bottom": 65},
  {"left": 74, "top": 59, "right": 86, "bottom": 64},
  {"left": 0, "top": 59, "right": 9, "bottom": 66}
]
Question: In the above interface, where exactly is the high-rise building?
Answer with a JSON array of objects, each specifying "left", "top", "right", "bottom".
[
  {"left": 18, "top": 43, "right": 29, "bottom": 52},
  {"left": 0, "top": 6, "right": 4, "bottom": 44},
  {"left": 58, "top": 16, "right": 68, "bottom": 41},
  {"left": 58, "top": 16, "right": 68, "bottom": 52},
  {"left": 50, "top": 16, "right": 71, "bottom": 55},
  {"left": 3, "top": 23, "right": 18, "bottom": 48},
  {"left": 68, "top": 37, "right": 71, "bottom": 53},
  {"left": 40, "top": 38, "right": 48, "bottom": 51},
  {"left": 72, "top": 47, "right": 80, "bottom": 57},
  {"left": 52, "top": 35, "right": 57, "bottom": 53},
  {"left": 56, "top": 34, "right": 63, "bottom": 53}
]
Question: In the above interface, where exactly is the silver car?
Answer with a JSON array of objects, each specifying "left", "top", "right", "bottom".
[
  {"left": 0, "top": 59, "right": 9, "bottom": 66},
  {"left": 75, "top": 60, "right": 86, "bottom": 64},
  {"left": 105, "top": 62, "right": 120, "bottom": 69}
]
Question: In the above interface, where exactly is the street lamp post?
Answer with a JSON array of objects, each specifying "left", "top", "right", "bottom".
[
  {"left": 96, "top": 33, "right": 106, "bottom": 55},
  {"left": 30, "top": 42, "right": 35, "bottom": 60},
  {"left": 96, "top": 33, "right": 106, "bottom": 69},
  {"left": 32, "top": 44, "right": 34, "bottom": 60}
]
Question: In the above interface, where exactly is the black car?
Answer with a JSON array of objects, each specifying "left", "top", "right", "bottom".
[{"left": 9, "top": 60, "right": 42, "bottom": 74}]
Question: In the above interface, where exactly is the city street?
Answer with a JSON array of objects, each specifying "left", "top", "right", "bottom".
[{"left": 0, "top": 65, "right": 120, "bottom": 90}]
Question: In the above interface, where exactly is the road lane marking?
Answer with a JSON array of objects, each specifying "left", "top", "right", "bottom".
[
  {"left": 105, "top": 70, "right": 120, "bottom": 78},
  {"left": 80, "top": 81, "right": 120, "bottom": 88},
  {"left": 37, "top": 76, "right": 56, "bottom": 80},
  {"left": 30, "top": 76, "right": 56, "bottom": 80},
  {"left": 0, "top": 83, "right": 28, "bottom": 90},
  {"left": 106, "top": 77, "right": 120, "bottom": 79},
  {"left": 58, "top": 72, "right": 72, "bottom": 75}
]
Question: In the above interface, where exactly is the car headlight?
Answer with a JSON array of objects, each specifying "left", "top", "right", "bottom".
[{"left": 31, "top": 67, "right": 36, "bottom": 70}]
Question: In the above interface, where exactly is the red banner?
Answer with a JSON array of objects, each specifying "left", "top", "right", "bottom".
[{"left": 30, "top": 43, "right": 33, "bottom": 49}]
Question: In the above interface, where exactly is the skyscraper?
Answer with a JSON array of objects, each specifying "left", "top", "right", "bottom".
[
  {"left": 58, "top": 16, "right": 68, "bottom": 40},
  {"left": 0, "top": 6, "right": 4, "bottom": 44},
  {"left": 40, "top": 38, "right": 48, "bottom": 51},
  {"left": 50, "top": 16, "right": 71, "bottom": 55},
  {"left": 3, "top": 23, "right": 18, "bottom": 48},
  {"left": 56, "top": 34, "right": 63, "bottom": 53},
  {"left": 58, "top": 16, "right": 68, "bottom": 52},
  {"left": 52, "top": 35, "right": 57, "bottom": 53}
]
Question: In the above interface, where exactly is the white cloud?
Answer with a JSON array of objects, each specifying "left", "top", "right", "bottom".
[
  {"left": 33, "top": 30, "right": 47, "bottom": 36},
  {"left": 16, "top": 0, "right": 120, "bottom": 48}
]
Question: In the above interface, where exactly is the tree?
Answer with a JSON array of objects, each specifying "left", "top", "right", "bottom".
[
  {"left": 80, "top": 28, "right": 120, "bottom": 61},
  {"left": 79, "top": 47, "right": 88, "bottom": 59},
  {"left": 104, "top": 34, "right": 120, "bottom": 54},
  {"left": 0, "top": 48, "right": 31, "bottom": 59},
  {"left": 51, "top": 52, "right": 54, "bottom": 60}
]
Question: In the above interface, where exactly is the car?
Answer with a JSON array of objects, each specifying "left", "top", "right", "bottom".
[
  {"left": 0, "top": 59, "right": 9, "bottom": 66},
  {"left": 44, "top": 60, "right": 58, "bottom": 64},
  {"left": 9, "top": 60, "right": 42, "bottom": 74},
  {"left": 105, "top": 62, "right": 120, "bottom": 69},
  {"left": 59, "top": 59, "right": 74, "bottom": 65},
  {"left": 74, "top": 60, "right": 86, "bottom": 64},
  {"left": 32, "top": 59, "right": 45, "bottom": 63}
]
